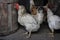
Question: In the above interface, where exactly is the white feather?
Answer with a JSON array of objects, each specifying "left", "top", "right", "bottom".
[
  {"left": 32, "top": 9, "right": 44, "bottom": 25},
  {"left": 47, "top": 8, "right": 60, "bottom": 31}
]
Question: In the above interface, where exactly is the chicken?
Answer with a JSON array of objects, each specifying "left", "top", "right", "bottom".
[
  {"left": 47, "top": 8, "right": 60, "bottom": 37},
  {"left": 30, "top": 0, "right": 35, "bottom": 10},
  {"left": 15, "top": 3, "right": 40, "bottom": 38},
  {"left": 31, "top": 6, "right": 44, "bottom": 26}
]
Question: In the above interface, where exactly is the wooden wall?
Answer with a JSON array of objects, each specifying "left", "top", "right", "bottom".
[
  {"left": 0, "top": 0, "right": 18, "bottom": 35},
  {"left": 0, "top": 0, "right": 18, "bottom": 3}
]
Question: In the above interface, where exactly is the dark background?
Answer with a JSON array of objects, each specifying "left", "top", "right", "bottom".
[{"left": 18, "top": 0, "right": 48, "bottom": 13}]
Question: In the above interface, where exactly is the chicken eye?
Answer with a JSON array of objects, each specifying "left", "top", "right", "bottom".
[{"left": 32, "top": 10, "right": 33, "bottom": 12}]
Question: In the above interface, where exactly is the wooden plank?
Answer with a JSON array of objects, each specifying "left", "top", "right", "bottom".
[
  {"left": 0, "top": 3, "right": 8, "bottom": 33},
  {"left": 0, "top": 4, "right": 2, "bottom": 33},
  {"left": 7, "top": 4, "right": 18, "bottom": 32},
  {"left": 12, "top": 4, "right": 18, "bottom": 31},
  {"left": 0, "top": 0, "right": 18, "bottom": 3},
  {"left": 0, "top": 13, "right": 1, "bottom": 27},
  {"left": 7, "top": 4, "right": 13, "bottom": 32}
]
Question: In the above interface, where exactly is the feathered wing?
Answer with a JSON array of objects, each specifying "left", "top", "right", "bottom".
[
  {"left": 53, "top": 15, "right": 60, "bottom": 29},
  {"left": 22, "top": 14, "right": 37, "bottom": 24},
  {"left": 32, "top": 9, "right": 44, "bottom": 24},
  {"left": 21, "top": 14, "right": 40, "bottom": 32}
]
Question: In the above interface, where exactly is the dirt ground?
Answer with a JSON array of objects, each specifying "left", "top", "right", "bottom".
[{"left": 0, "top": 22, "right": 60, "bottom": 40}]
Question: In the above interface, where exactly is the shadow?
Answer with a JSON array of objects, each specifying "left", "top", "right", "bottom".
[{"left": 55, "top": 29, "right": 60, "bottom": 33}]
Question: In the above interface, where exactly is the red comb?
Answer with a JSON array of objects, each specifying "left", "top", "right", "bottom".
[{"left": 15, "top": 3, "right": 19, "bottom": 10}]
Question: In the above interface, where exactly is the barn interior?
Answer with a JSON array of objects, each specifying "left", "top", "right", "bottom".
[{"left": 0, "top": 0, "right": 60, "bottom": 40}]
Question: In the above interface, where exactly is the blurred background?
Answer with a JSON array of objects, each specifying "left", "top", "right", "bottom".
[{"left": 0, "top": 0, "right": 60, "bottom": 40}]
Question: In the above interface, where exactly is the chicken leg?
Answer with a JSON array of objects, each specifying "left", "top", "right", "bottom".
[
  {"left": 24, "top": 32, "right": 28, "bottom": 35},
  {"left": 49, "top": 29, "right": 54, "bottom": 37},
  {"left": 22, "top": 32, "right": 28, "bottom": 36},
  {"left": 26, "top": 31, "right": 31, "bottom": 38}
]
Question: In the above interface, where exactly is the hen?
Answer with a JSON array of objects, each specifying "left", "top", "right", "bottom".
[
  {"left": 47, "top": 8, "right": 60, "bottom": 37},
  {"left": 15, "top": 3, "right": 40, "bottom": 38},
  {"left": 31, "top": 6, "right": 44, "bottom": 27}
]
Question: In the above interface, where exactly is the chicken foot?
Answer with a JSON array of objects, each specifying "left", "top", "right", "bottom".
[{"left": 26, "top": 31, "right": 31, "bottom": 38}]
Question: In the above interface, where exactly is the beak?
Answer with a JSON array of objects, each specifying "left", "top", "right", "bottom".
[{"left": 14, "top": 3, "right": 19, "bottom": 10}]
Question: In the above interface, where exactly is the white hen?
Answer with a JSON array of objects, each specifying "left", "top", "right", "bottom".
[
  {"left": 47, "top": 8, "right": 60, "bottom": 37},
  {"left": 16, "top": 4, "right": 40, "bottom": 38},
  {"left": 31, "top": 6, "right": 44, "bottom": 26}
]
